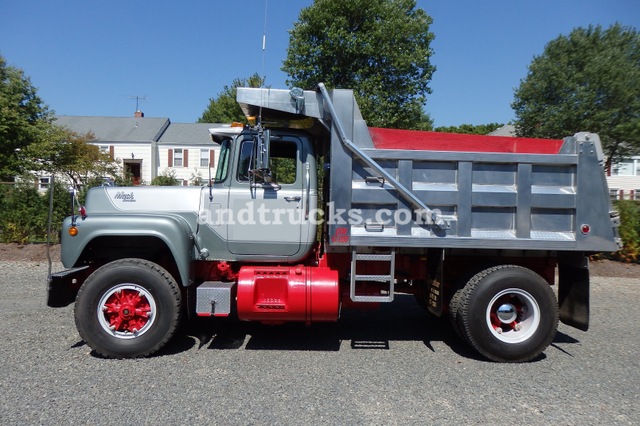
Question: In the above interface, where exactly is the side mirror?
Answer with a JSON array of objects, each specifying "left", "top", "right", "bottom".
[
  {"left": 255, "top": 129, "right": 270, "bottom": 171},
  {"left": 252, "top": 129, "right": 272, "bottom": 183}
]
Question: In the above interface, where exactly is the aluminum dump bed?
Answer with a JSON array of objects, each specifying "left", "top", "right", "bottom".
[{"left": 237, "top": 85, "right": 619, "bottom": 253}]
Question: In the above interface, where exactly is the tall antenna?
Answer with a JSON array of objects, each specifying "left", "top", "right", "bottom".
[
  {"left": 127, "top": 95, "right": 148, "bottom": 112},
  {"left": 258, "top": 0, "right": 269, "bottom": 123},
  {"left": 261, "top": 0, "right": 268, "bottom": 87}
]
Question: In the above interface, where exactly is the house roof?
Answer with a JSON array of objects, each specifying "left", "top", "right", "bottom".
[
  {"left": 157, "top": 122, "right": 222, "bottom": 146},
  {"left": 488, "top": 124, "right": 516, "bottom": 137},
  {"left": 55, "top": 115, "right": 171, "bottom": 143},
  {"left": 54, "top": 115, "right": 221, "bottom": 147}
]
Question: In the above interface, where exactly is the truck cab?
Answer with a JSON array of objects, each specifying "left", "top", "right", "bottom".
[{"left": 198, "top": 126, "right": 318, "bottom": 262}]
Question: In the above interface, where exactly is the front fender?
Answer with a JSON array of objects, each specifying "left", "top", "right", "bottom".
[{"left": 61, "top": 213, "right": 195, "bottom": 287}]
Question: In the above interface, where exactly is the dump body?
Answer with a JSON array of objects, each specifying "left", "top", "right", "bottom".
[{"left": 237, "top": 86, "right": 618, "bottom": 254}]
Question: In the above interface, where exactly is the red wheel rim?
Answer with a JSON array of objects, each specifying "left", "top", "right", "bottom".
[{"left": 97, "top": 284, "right": 157, "bottom": 339}]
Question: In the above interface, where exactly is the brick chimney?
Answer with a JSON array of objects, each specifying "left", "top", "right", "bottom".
[{"left": 134, "top": 110, "right": 144, "bottom": 118}]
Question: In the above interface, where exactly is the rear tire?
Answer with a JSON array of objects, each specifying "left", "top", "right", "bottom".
[
  {"left": 74, "top": 258, "right": 182, "bottom": 358},
  {"left": 457, "top": 265, "right": 558, "bottom": 362}
]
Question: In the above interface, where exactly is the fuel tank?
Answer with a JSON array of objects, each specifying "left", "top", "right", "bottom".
[{"left": 236, "top": 265, "right": 339, "bottom": 323}]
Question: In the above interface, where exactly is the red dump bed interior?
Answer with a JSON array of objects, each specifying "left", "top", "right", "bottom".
[{"left": 368, "top": 127, "right": 564, "bottom": 154}]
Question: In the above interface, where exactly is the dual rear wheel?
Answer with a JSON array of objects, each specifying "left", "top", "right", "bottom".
[{"left": 449, "top": 265, "right": 559, "bottom": 362}]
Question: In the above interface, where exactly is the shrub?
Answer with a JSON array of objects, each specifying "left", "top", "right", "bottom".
[
  {"left": 611, "top": 200, "right": 640, "bottom": 263},
  {"left": 0, "top": 180, "right": 70, "bottom": 244},
  {"left": 190, "top": 168, "right": 204, "bottom": 186},
  {"left": 151, "top": 169, "right": 179, "bottom": 186}
]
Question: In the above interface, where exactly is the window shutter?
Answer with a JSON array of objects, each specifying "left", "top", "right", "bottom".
[
  {"left": 184, "top": 149, "right": 189, "bottom": 168},
  {"left": 109, "top": 146, "right": 114, "bottom": 160},
  {"left": 168, "top": 149, "right": 173, "bottom": 167},
  {"left": 209, "top": 150, "right": 215, "bottom": 168}
]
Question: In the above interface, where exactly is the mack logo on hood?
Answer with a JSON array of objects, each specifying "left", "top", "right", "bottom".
[{"left": 114, "top": 191, "right": 136, "bottom": 202}]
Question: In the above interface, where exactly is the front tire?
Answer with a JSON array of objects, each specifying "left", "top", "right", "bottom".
[
  {"left": 74, "top": 259, "right": 182, "bottom": 358},
  {"left": 457, "top": 265, "right": 558, "bottom": 362}
]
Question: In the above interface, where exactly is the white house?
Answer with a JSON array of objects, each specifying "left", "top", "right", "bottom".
[
  {"left": 157, "top": 122, "right": 219, "bottom": 185},
  {"left": 607, "top": 156, "right": 640, "bottom": 200},
  {"left": 53, "top": 113, "right": 221, "bottom": 186}
]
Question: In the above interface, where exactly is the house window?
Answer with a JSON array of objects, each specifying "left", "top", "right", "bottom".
[
  {"left": 610, "top": 188, "right": 620, "bottom": 200},
  {"left": 99, "top": 145, "right": 114, "bottom": 160},
  {"left": 174, "top": 149, "right": 183, "bottom": 167},
  {"left": 613, "top": 161, "right": 633, "bottom": 176},
  {"left": 39, "top": 176, "right": 51, "bottom": 191},
  {"left": 200, "top": 149, "right": 209, "bottom": 167}
]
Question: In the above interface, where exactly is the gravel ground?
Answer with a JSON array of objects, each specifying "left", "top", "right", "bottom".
[{"left": 0, "top": 260, "right": 638, "bottom": 425}]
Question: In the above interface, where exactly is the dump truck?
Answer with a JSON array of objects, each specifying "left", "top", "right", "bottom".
[{"left": 48, "top": 84, "right": 619, "bottom": 362}]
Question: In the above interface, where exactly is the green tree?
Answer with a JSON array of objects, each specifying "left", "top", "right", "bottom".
[
  {"left": 512, "top": 24, "right": 640, "bottom": 169},
  {"left": 0, "top": 55, "right": 54, "bottom": 181},
  {"left": 26, "top": 128, "right": 120, "bottom": 188},
  {"left": 282, "top": 0, "right": 435, "bottom": 130},
  {"left": 1, "top": 56, "right": 118, "bottom": 186},
  {"left": 434, "top": 123, "right": 504, "bottom": 135},
  {"left": 199, "top": 74, "right": 264, "bottom": 124}
]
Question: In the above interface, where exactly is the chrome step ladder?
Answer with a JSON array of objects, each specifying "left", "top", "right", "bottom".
[{"left": 350, "top": 248, "right": 395, "bottom": 302}]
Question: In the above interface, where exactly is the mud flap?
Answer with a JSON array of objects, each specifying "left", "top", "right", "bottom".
[
  {"left": 557, "top": 253, "right": 589, "bottom": 331},
  {"left": 47, "top": 266, "right": 90, "bottom": 307}
]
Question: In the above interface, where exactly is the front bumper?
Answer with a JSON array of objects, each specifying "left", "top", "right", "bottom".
[{"left": 47, "top": 266, "right": 90, "bottom": 307}]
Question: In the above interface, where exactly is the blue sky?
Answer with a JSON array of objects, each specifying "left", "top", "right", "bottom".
[{"left": 1, "top": 0, "right": 638, "bottom": 127}]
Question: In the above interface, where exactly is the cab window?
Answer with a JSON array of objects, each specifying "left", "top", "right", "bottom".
[
  {"left": 237, "top": 140, "right": 254, "bottom": 181},
  {"left": 270, "top": 142, "right": 297, "bottom": 184},
  {"left": 237, "top": 139, "right": 298, "bottom": 185},
  {"left": 214, "top": 139, "right": 231, "bottom": 182}
]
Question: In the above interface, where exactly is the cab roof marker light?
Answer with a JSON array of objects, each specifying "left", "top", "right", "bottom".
[
  {"left": 209, "top": 125, "right": 244, "bottom": 136},
  {"left": 209, "top": 125, "right": 245, "bottom": 143}
]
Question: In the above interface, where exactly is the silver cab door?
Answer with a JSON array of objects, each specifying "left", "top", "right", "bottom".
[{"left": 227, "top": 136, "right": 304, "bottom": 256}]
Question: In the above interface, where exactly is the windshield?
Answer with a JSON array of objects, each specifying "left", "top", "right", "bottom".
[{"left": 214, "top": 139, "right": 231, "bottom": 182}]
